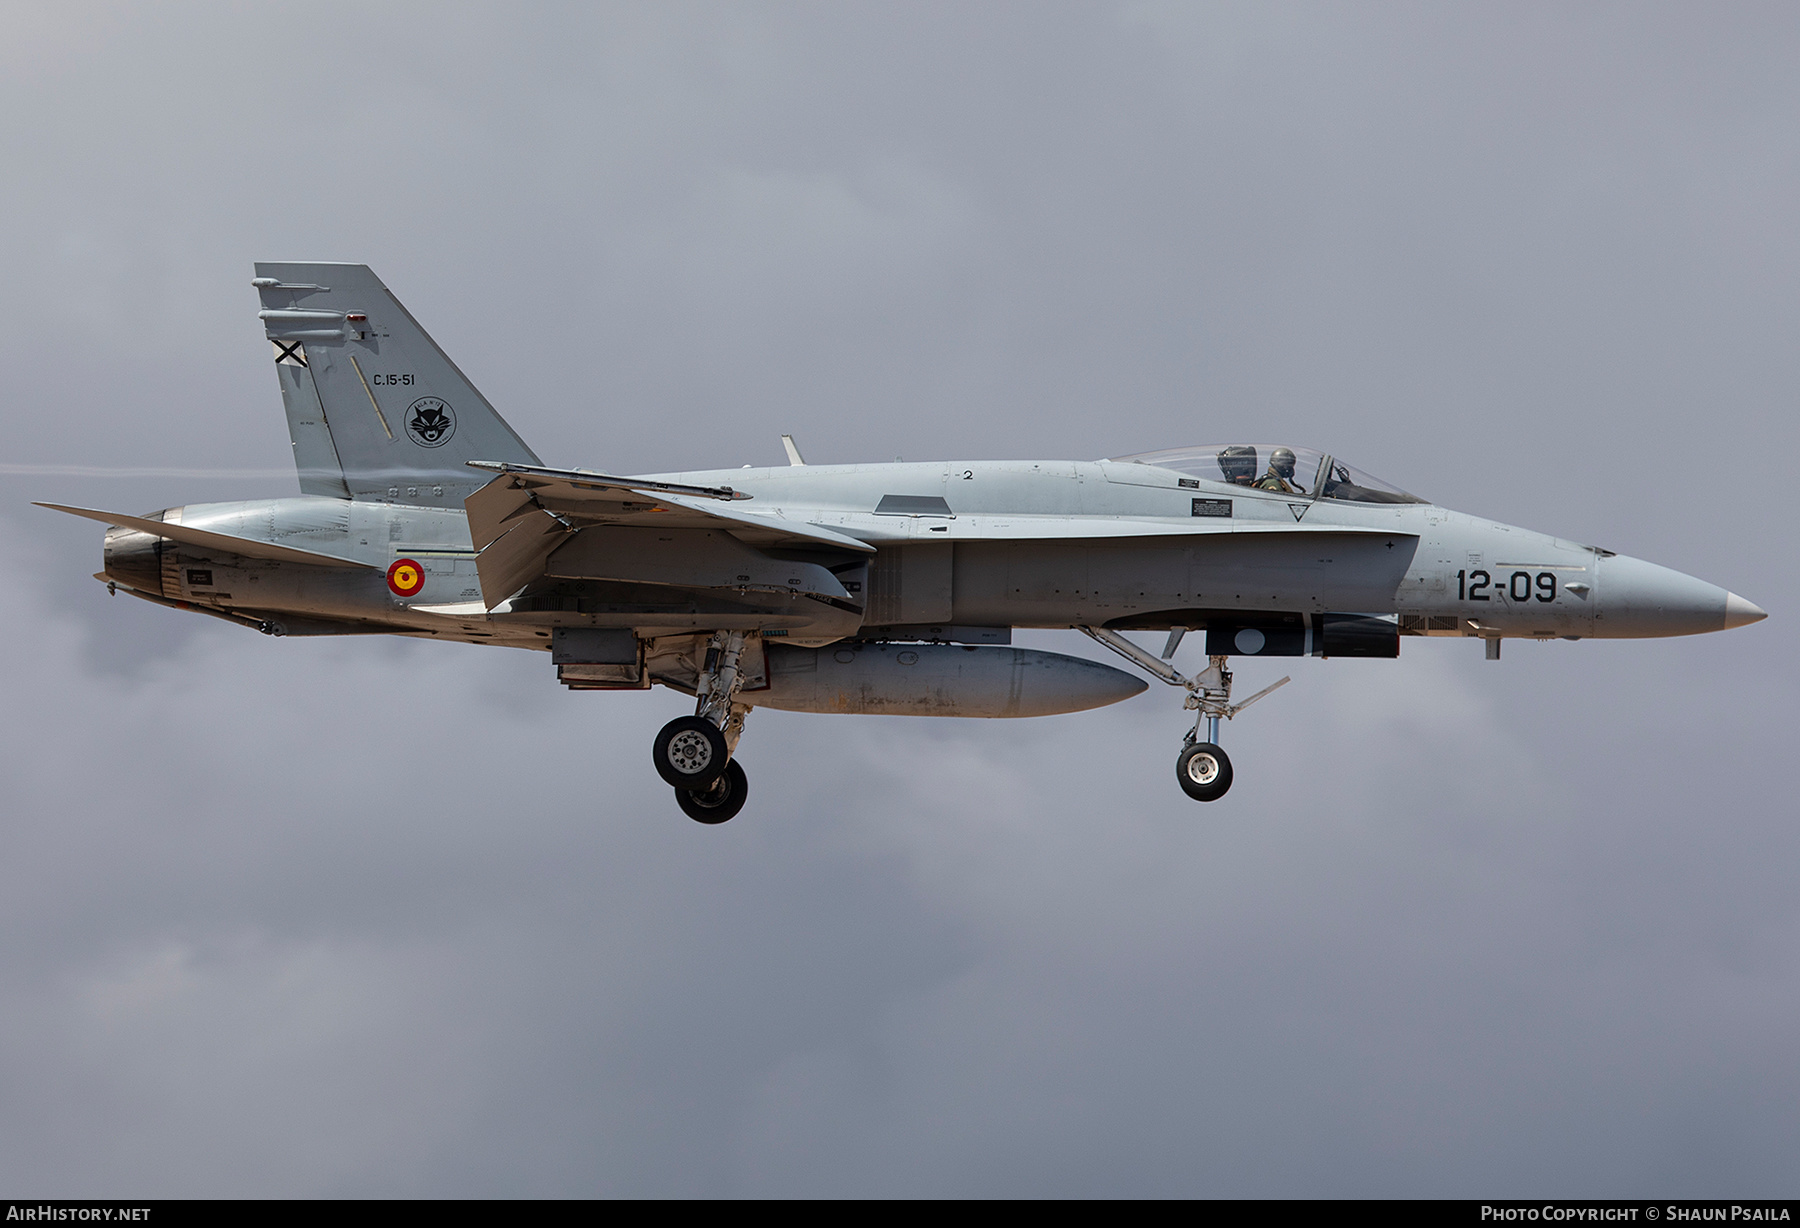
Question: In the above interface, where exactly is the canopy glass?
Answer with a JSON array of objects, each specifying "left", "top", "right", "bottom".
[{"left": 1110, "top": 444, "right": 1426, "bottom": 505}]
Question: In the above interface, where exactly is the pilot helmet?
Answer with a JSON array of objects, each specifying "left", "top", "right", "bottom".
[
  {"left": 1269, "top": 447, "right": 1297, "bottom": 479},
  {"left": 1217, "top": 445, "right": 1258, "bottom": 484}
]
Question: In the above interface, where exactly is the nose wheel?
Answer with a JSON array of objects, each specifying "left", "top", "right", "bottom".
[
  {"left": 1176, "top": 740, "right": 1233, "bottom": 802},
  {"left": 1079, "top": 629, "right": 1288, "bottom": 805}
]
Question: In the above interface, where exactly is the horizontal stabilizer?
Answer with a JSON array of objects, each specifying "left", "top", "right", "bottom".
[{"left": 36, "top": 503, "right": 378, "bottom": 569}]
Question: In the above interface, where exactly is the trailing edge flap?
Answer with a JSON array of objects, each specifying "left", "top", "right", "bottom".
[
  {"left": 35, "top": 503, "right": 378, "bottom": 569},
  {"left": 466, "top": 467, "right": 871, "bottom": 609},
  {"left": 465, "top": 467, "right": 874, "bottom": 553},
  {"left": 544, "top": 528, "right": 849, "bottom": 599}
]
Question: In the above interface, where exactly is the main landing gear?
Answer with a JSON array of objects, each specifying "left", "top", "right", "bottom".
[
  {"left": 674, "top": 760, "right": 748, "bottom": 824},
  {"left": 1078, "top": 628, "right": 1289, "bottom": 804},
  {"left": 652, "top": 630, "right": 754, "bottom": 823}
]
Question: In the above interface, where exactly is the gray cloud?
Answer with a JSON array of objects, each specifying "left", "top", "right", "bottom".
[{"left": 1, "top": 0, "right": 1794, "bottom": 1196}]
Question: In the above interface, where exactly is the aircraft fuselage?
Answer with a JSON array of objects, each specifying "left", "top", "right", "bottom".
[{"left": 99, "top": 458, "right": 1749, "bottom": 650}]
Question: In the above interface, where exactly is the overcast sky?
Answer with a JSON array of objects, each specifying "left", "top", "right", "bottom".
[{"left": 2, "top": 1, "right": 1796, "bottom": 1197}]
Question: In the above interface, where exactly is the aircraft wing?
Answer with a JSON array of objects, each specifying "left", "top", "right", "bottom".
[
  {"left": 35, "top": 503, "right": 378, "bottom": 569},
  {"left": 465, "top": 463, "right": 874, "bottom": 608}
]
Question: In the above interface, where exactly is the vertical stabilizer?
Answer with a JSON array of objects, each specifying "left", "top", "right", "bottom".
[
  {"left": 254, "top": 263, "right": 540, "bottom": 505},
  {"left": 274, "top": 350, "right": 351, "bottom": 498}
]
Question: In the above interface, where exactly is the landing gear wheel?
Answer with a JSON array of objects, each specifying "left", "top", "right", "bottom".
[
  {"left": 1176, "top": 742, "right": 1233, "bottom": 802},
  {"left": 654, "top": 716, "right": 729, "bottom": 789},
  {"left": 676, "top": 759, "right": 748, "bottom": 824}
]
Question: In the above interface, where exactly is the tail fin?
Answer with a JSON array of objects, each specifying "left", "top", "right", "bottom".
[{"left": 254, "top": 262, "right": 539, "bottom": 504}]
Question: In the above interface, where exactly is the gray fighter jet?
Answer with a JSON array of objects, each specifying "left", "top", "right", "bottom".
[{"left": 41, "top": 263, "right": 1767, "bottom": 821}]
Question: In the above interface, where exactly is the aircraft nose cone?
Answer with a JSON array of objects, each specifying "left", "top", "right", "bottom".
[
  {"left": 1724, "top": 592, "right": 1768, "bottom": 630},
  {"left": 1597, "top": 555, "right": 1724, "bottom": 637},
  {"left": 1599, "top": 555, "right": 1755, "bottom": 638}
]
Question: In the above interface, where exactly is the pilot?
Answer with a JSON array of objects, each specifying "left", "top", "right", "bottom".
[
  {"left": 1254, "top": 447, "right": 1300, "bottom": 493},
  {"left": 1217, "top": 445, "right": 1258, "bottom": 487}
]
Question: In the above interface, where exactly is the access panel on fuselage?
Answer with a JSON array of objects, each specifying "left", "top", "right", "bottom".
[
  {"left": 865, "top": 543, "right": 953, "bottom": 625},
  {"left": 949, "top": 531, "right": 1419, "bottom": 628}
]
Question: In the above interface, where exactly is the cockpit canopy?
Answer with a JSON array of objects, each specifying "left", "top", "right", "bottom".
[{"left": 1110, "top": 444, "right": 1427, "bottom": 505}]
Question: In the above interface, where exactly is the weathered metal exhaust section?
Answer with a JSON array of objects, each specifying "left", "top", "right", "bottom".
[
  {"left": 102, "top": 521, "right": 169, "bottom": 596},
  {"left": 755, "top": 641, "right": 1147, "bottom": 718}
]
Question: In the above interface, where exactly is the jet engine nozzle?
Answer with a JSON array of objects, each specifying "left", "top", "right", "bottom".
[{"left": 102, "top": 523, "right": 167, "bottom": 596}]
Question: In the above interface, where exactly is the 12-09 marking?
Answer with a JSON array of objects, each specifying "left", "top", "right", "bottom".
[{"left": 1459, "top": 569, "right": 1557, "bottom": 602}]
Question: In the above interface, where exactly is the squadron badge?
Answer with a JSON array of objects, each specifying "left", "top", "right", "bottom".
[{"left": 405, "top": 397, "right": 456, "bottom": 448}]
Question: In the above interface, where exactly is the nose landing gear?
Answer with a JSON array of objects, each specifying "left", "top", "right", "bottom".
[
  {"left": 1177, "top": 740, "right": 1232, "bottom": 802},
  {"left": 1079, "top": 628, "right": 1288, "bottom": 804},
  {"left": 653, "top": 630, "right": 756, "bottom": 823}
]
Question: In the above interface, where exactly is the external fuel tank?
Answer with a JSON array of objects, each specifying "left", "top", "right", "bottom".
[{"left": 755, "top": 641, "right": 1147, "bottom": 718}]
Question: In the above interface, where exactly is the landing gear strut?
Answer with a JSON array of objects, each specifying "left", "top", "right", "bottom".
[
  {"left": 1078, "top": 628, "right": 1289, "bottom": 804},
  {"left": 653, "top": 631, "right": 756, "bottom": 823}
]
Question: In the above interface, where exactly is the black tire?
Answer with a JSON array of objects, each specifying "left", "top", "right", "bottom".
[
  {"left": 654, "top": 716, "right": 729, "bottom": 789},
  {"left": 1176, "top": 742, "right": 1233, "bottom": 802},
  {"left": 676, "top": 759, "right": 748, "bottom": 824}
]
